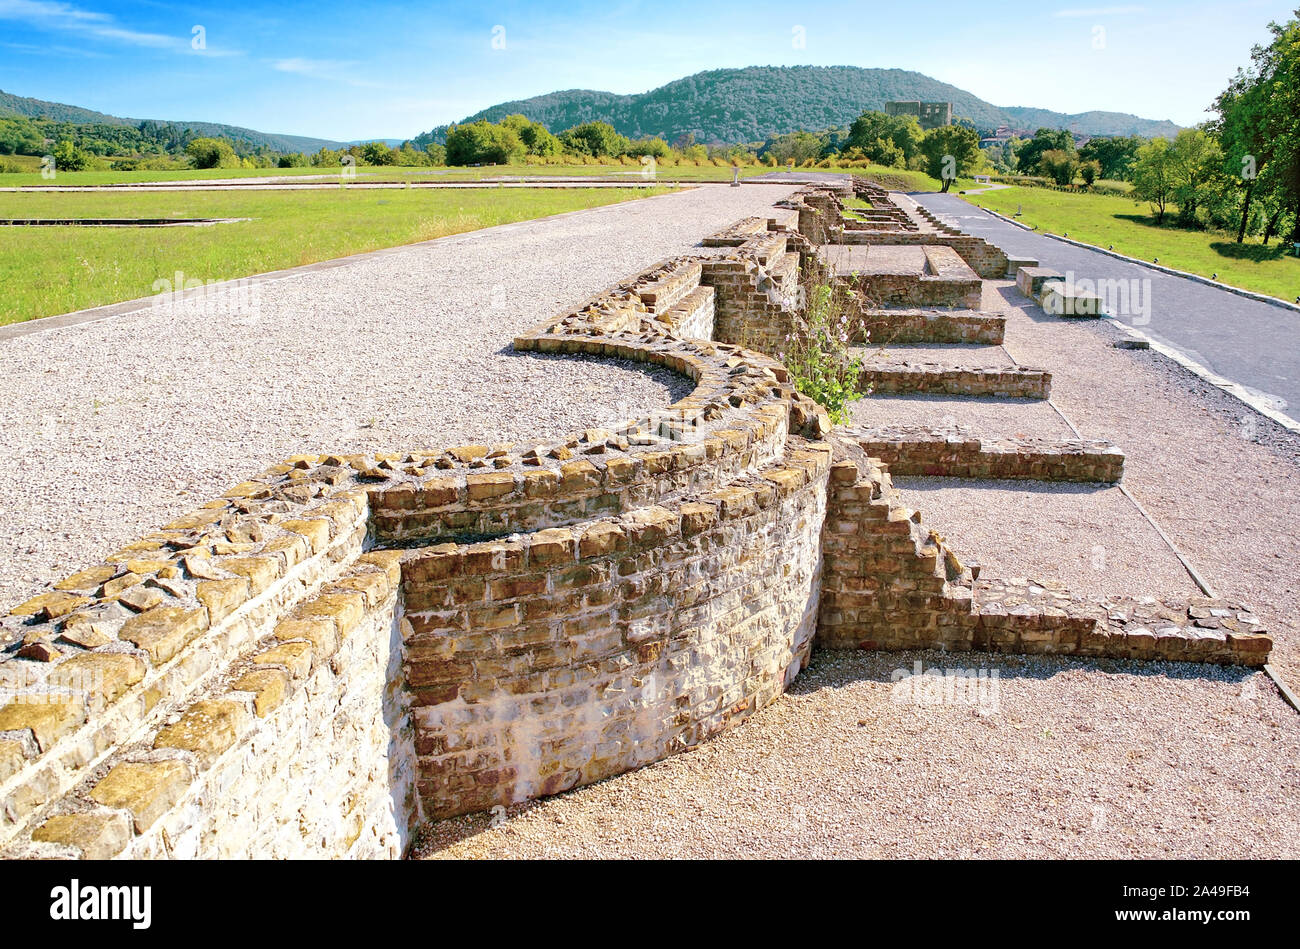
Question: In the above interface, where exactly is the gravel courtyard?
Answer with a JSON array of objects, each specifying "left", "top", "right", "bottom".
[{"left": 0, "top": 183, "right": 797, "bottom": 612}]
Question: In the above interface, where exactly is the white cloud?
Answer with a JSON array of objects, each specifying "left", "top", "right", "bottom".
[
  {"left": 1054, "top": 5, "right": 1146, "bottom": 16},
  {"left": 269, "top": 57, "right": 388, "bottom": 88},
  {"left": 0, "top": 0, "right": 239, "bottom": 54}
]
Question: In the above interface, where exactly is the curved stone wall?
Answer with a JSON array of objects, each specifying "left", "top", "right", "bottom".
[{"left": 0, "top": 217, "right": 833, "bottom": 858}]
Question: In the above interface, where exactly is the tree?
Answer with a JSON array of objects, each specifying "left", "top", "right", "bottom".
[
  {"left": 185, "top": 137, "right": 239, "bottom": 169},
  {"left": 0, "top": 117, "right": 45, "bottom": 156},
  {"left": 762, "top": 131, "right": 825, "bottom": 166},
  {"left": 52, "top": 138, "right": 91, "bottom": 171},
  {"left": 424, "top": 143, "right": 446, "bottom": 165},
  {"left": 1212, "top": 10, "right": 1300, "bottom": 243},
  {"left": 1079, "top": 136, "right": 1141, "bottom": 181},
  {"left": 445, "top": 121, "right": 525, "bottom": 165},
  {"left": 559, "top": 121, "right": 627, "bottom": 158},
  {"left": 1079, "top": 160, "right": 1101, "bottom": 187},
  {"left": 360, "top": 141, "right": 396, "bottom": 165},
  {"left": 842, "top": 111, "right": 923, "bottom": 168},
  {"left": 1132, "top": 137, "right": 1176, "bottom": 223},
  {"left": 920, "top": 124, "right": 980, "bottom": 192},
  {"left": 1039, "top": 148, "right": 1080, "bottom": 186},
  {"left": 1167, "top": 127, "right": 1223, "bottom": 225},
  {"left": 1014, "top": 128, "right": 1075, "bottom": 175}
]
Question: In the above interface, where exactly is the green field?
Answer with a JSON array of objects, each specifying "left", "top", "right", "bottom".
[
  {"left": 0, "top": 160, "right": 966, "bottom": 189},
  {"left": 965, "top": 185, "right": 1300, "bottom": 302},
  {"left": 0, "top": 186, "right": 672, "bottom": 325}
]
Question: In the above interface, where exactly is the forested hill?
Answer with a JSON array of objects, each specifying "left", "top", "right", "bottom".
[
  {"left": 0, "top": 89, "right": 347, "bottom": 153},
  {"left": 414, "top": 65, "right": 1182, "bottom": 145}
]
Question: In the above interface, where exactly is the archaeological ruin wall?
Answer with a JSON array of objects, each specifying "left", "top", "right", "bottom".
[{"left": 0, "top": 184, "right": 1272, "bottom": 860}]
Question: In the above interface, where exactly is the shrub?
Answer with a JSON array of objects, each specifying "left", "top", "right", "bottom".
[{"left": 774, "top": 263, "right": 874, "bottom": 424}]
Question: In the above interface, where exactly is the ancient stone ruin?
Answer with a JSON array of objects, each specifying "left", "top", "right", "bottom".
[{"left": 0, "top": 180, "right": 1271, "bottom": 859}]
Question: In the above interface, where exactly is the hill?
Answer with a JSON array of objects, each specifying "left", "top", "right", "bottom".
[
  {"left": 413, "top": 66, "right": 1182, "bottom": 145},
  {"left": 0, "top": 89, "right": 349, "bottom": 153}
]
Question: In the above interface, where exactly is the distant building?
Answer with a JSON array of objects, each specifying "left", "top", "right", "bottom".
[{"left": 884, "top": 101, "right": 953, "bottom": 131}]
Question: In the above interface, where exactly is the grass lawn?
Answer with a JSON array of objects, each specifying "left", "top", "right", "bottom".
[
  {"left": 0, "top": 186, "right": 672, "bottom": 325},
  {"left": 966, "top": 185, "right": 1300, "bottom": 302},
  {"left": 2, "top": 160, "right": 974, "bottom": 190}
]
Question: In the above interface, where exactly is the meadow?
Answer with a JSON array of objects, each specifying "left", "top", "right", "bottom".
[{"left": 0, "top": 186, "right": 671, "bottom": 325}]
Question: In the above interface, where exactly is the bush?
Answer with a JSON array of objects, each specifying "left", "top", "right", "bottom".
[
  {"left": 775, "top": 263, "right": 873, "bottom": 424},
  {"left": 186, "top": 137, "right": 240, "bottom": 169},
  {"left": 52, "top": 138, "right": 92, "bottom": 172}
]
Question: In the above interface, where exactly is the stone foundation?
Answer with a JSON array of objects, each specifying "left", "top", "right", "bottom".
[{"left": 0, "top": 186, "right": 1272, "bottom": 859}]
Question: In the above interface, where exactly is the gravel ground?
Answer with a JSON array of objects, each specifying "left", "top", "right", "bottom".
[
  {"left": 415, "top": 649, "right": 1300, "bottom": 859},
  {"left": 860, "top": 342, "right": 1016, "bottom": 370},
  {"left": 849, "top": 392, "right": 1076, "bottom": 439},
  {"left": 892, "top": 477, "right": 1197, "bottom": 598},
  {"left": 411, "top": 251, "right": 1300, "bottom": 860},
  {"left": 984, "top": 282, "right": 1300, "bottom": 686},
  {"left": 0, "top": 184, "right": 797, "bottom": 612}
]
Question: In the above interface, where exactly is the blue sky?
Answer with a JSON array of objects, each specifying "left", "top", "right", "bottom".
[{"left": 0, "top": 0, "right": 1295, "bottom": 141}]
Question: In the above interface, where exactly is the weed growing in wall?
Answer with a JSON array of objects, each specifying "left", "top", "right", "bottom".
[{"left": 777, "top": 261, "right": 874, "bottom": 424}]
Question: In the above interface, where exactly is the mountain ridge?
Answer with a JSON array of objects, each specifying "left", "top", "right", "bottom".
[
  {"left": 413, "top": 65, "right": 1183, "bottom": 145},
  {"left": 0, "top": 88, "right": 350, "bottom": 153}
]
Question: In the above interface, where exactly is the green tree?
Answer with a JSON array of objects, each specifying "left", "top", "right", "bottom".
[
  {"left": 0, "top": 117, "right": 45, "bottom": 156},
  {"left": 763, "top": 131, "right": 824, "bottom": 166},
  {"left": 185, "top": 137, "right": 239, "bottom": 169},
  {"left": 1168, "top": 127, "right": 1224, "bottom": 225},
  {"left": 52, "top": 138, "right": 91, "bottom": 171},
  {"left": 1132, "top": 137, "right": 1176, "bottom": 223},
  {"left": 1039, "top": 148, "right": 1080, "bottom": 186},
  {"left": 424, "top": 143, "right": 447, "bottom": 165},
  {"left": 559, "top": 121, "right": 627, "bottom": 158},
  {"left": 1015, "top": 127, "right": 1075, "bottom": 175},
  {"left": 1079, "top": 136, "right": 1141, "bottom": 181},
  {"left": 445, "top": 121, "right": 525, "bottom": 165},
  {"left": 920, "top": 124, "right": 980, "bottom": 192},
  {"left": 843, "top": 111, "right": 923, "bottom": 168},
  {"left": 360, "top": 141, "right": 396, "bottom": 165},
  {"left": 1079, "top": 159, "right": 1101, "bottom": 187},
  {"left": 1212, "top": 10, "right": 1300, "bottom": 243}
]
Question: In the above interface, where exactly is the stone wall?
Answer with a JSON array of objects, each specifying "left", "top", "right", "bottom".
[
  {"left": 0, "top": 186, "right": 1273, "bottom": 859},
  {"left": 0, "top": 209, "right": 838, "bottom": 858},
  {"left": 845, "top": 425, "right": 1125, "bottom": 482},
  {"left": 400, "top": 443, "right": 829, "bottom": 819}
]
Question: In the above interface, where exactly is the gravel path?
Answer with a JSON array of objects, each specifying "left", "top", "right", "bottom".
[
  {"left": 412, "top": 237, "right": 1300, "bottom": 860},
  {"left": 0, "top": 184, "right": 797, "bottom": 612},
  {"left": 893, "top": 477, "right": 1197, "bottom": 598},
  {"left": 849, "top": 393, "right": 1075, "bottom": 439},
  {"left": 415, "top": 649, "right": 1300, "bottom": 859}
]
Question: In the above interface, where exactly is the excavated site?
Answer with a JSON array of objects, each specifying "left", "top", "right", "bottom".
[{"left": 0, "top": 179, "right": 1289, "bottom": 860}]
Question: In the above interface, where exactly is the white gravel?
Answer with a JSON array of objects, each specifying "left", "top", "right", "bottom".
[
  {"left": 415, "top": 650, "right": 1300, "bottom": 859},
  {"left": 0, "top": 184, "right": 797, "bottom": 612}
]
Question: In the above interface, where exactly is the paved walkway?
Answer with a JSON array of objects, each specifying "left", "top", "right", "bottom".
[{"left": 912, "top": 192, "right": 1300, "bottom": 416}]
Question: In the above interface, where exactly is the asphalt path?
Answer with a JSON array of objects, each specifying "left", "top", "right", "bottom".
[{"left": 913, "top": 192, "right": 1300, "bottom": 415}]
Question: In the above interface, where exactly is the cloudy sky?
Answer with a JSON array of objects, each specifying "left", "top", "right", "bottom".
[{"left": 0, "top": 0, "right": 1294, "bottom": 140}]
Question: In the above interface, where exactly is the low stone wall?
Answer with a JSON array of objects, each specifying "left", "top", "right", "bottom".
[
  {"left": 401, "top": 443, "right": 830, "bottom": 819},
  {"left": 0, "top": 205, "right": 837, "bottom": 859},
  {"left": 845, "top": 425, "right": 1125, "bottom": 482},
  {"left": 0, "top": 185, "right": 1273, "bottom": 859},
  {"left": 857, "top": 308, "right": 1005, "bottom": 345},
  {"left": 816, "top": 448, "right": 1271, "bottom": 665},
  {"left": 863, "top": 365, "right": 1052, "bottom": 399}
]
